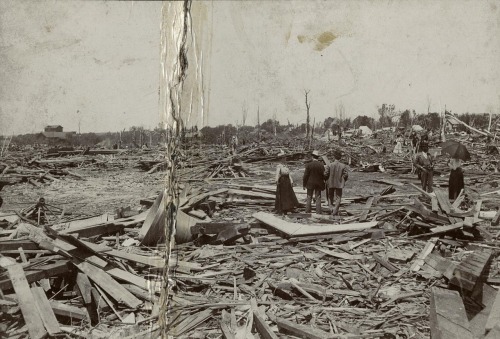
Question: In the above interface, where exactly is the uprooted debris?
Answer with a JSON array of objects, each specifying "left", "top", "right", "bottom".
[{"left": 2, "top": 133, "right": 500, "bottom": 338}]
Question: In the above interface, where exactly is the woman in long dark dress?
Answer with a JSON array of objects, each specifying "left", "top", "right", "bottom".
[
  {"left": 448, "top": 158, "right": 464, "bottom": 200},
  {"left": 275, "top": 159, "right": 300, "bottom": 215}
]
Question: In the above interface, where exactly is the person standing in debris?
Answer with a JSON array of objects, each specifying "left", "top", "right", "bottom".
[
  {"left": 231, "top": 135, "right": 238, "bottom": 154},
  {"left": 393, "top": 134, "right": 403, "bottom": 154},
  {"left": 275, "top": 157, "right": 299, "bottom": 215},
  {"left": 448, "top": 158, "right": 464, "bottom": 200},
  {"left": 303, "top": 150, "right": 325, "bottom": 214},
  {"left": 414, "top": 144, "right": 434, "bottom": 193},
  {"left": 325, "top": 151, "right": 349, "bottom": 216}
]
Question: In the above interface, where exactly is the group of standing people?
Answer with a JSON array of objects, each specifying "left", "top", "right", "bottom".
[
  {"left": 413, "top": 134, "right": 464, "bottom": 200},
  {"left": 275, "top": 150, "right": 349, "bottom": 216}
]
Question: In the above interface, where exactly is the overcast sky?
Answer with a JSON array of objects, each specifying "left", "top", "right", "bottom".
[
  {"left": 1, "top": 1, "right": 499, "bottom": 135},
  {"left": 0, "top": 1, "right": 162, "bottom": 135}
]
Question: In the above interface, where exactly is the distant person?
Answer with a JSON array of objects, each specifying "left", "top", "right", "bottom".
[
  {"left": 275, "top": 157, "right": 299, "bottom": 215},
  {"left": 303, "top": 150, "right": 326, "bottom": 214},
  {"left": 393, "top": 134, "right": 403, "bottom": 154},
  {"left": 325, "top": 151, "right": 349, "bottom": 216},
  {"left": 448, "top": 158, "right": 464, "bottom": 200},
  {"left": 414, "top": 144, "right": 434, "bottom": 193}
]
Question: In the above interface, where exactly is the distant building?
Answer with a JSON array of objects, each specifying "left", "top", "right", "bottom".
[
  {"left": 44, "top": 125, "right": 63, "bottom": 133},
  {"left": 43, "top": 125, "right": 76, "bottom": 139}
]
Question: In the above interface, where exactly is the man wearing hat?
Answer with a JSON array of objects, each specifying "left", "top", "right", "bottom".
[
  {"left": 303, "top": 150, "right": 326, "bottom": 214},
  {"left": 325, "top": 150, "right": 349, "bottom": 216}
]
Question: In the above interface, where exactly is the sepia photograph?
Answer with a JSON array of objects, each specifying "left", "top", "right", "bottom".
[{"left": 1, "top": 0, "right": 500, "bottom": 338}]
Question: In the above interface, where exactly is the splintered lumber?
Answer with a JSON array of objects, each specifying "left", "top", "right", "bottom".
[
  {"left": 251, "top": 298, "right": 278, "bottom": 339},
  {"left": 75, "top": 261, "right": 141, "bottom": 308},
  {"left": 253, "top": 212, "right": 377, "bottom": 237},
  {"left": 429, "top": 287, "right": 473, "bottom": 339},
  {"left": 76, "top": 273, "right": 92, "bottom": 304},
  {"left": 168, "top": 309, "right": 212, "bottom": 337},
  {"left": 7, "top": 264, "right": 47, "bottom": 339},
  {"left": 0, "top": 260, "right": 71, "bottom": 290},
  {"left": 486, "top": 288, "right": 500, "bottom": 331},
  {"left": 49, "top": 300, "right": 89, "bottom": 321},
  {"left": 410, "top": 238, "right": 438, "bottom": 272},
  {"left": 450, "top": 250, "right": 493, "bottom": 292},
  {"left": 276, "top": 317, "right": 330, "bottom": 339},
  {"left": 359, "top": 196, "right": 374, "bottom": 222},
  {"left": 31, "top": 286, "right": 61, "bottom": 335},
  {"left": 492, "top": 209, "right": 500, "bottom": 226},
  {"left": 314, "top": 246, "right": 364, "bottom": 260},
  {"left": 138, "top": 190, "right": 166, "bottom": 245}
]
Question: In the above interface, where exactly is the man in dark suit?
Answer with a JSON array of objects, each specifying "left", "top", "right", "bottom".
[
  {"left": 303, "top": 150, "right": 326, "bottom": 214},
  {"left": 325, "top": 150, "right": 349, "bottom": 216}
]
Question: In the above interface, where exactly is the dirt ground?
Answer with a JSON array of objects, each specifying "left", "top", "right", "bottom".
[{"left": 1, "top": 167, "right": 165, "bottom": 219}]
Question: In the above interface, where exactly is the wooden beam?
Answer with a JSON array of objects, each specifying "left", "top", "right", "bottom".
[
  {"left": 138, "top": 190, "right": 166, "bottom": 245},
  {"left": 486, "top": 288, "right": 500, "bottom": 331},
  {"left": 7, "top": 264, "right": 47, "bottom": 339},
  {"left": 429, "top": 287, "right": 473, "bottom": 339},
  {"left": 0, "top": 260, "right": 70, "bottom": 291},
  {"left": 276, "top": 317, "right": 330, "bottom": 339},
  {"left": 450, "top": 250, "right": 493, "bottom": 292},
  {"left": 75, "top": 261, "right": 141, "bottom": 308},
  {"left": 31, "top": 286, "right": 61, "bottom": 335},
  {"left": 253, "top": 212, "right": 377, "bottom": 237},
  {"left": 49, "top": 300, "right": 89, "bottom": 321}
]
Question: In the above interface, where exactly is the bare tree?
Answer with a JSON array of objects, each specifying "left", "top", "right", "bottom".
[
  {"left": 304, "top": 90, "right": 311, "bottom": 139},
  {"left": 242, "top": 102, "right": 247, "bottom": 126},
  {"left": 272, "top": 109, "right": 277, "bottom": 137},
  {"left": 257, "top": 105, "right": 260, "bottom": 144},
  {"left": 426, "top": 95, "right": 432, "bottom": 114}
]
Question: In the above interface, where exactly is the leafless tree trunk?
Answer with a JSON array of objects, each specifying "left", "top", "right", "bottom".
[
  {"left": 304, "top": 90, "right": 310, "bottom": 140},
  {"left": 272, "top": 110, "right": 277, "bottom": 137},
  {"left": 257, "top": 105, "right": 260, "bottom": 145},
  {"left": 242, "top": 103, "right": 247, "bottom": 126}
]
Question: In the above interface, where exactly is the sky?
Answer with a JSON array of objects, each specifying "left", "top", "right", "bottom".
[
  {"left": 0, "top": 1, "right": 162, "bottom": 135},
  {"left": 201, "top": 0, "right": 500, "bottom": 127},
  {"left": 1, "top": 1, "right": 499, "bottom": 135}
]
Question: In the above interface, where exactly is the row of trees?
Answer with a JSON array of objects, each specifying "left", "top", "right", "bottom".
[
  {"left": 10, "top": 124, "right": 168, "bottom": 148},
  {"left": 197, "top": 111, "right": 496, "bottom": 145}
]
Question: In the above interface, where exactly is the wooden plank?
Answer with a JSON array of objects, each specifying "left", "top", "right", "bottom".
[
  {"left": 486, "top": 287, "right": 500, "bottom": 331},
  {"left": 373, "top": 254, "right": 399, "bottom": 273},
  {"left": 431, "top": 197, "right": 439, "bottom": 212},
  {"left": 75, "top": 261, "right": 141, "bottom": 308},
  {"left": 314, "top": 246, "right": 364, "bottom": 260},
  {"left": 105, "top": 249, "right": 165, "bottom": 268},
  {"left": 138, "top": 190, "right": 166, "bottom": 245},
  {"left": 253, "top": 212, "right": 377, "bottom": 237},
  {"left": 470, "top": 284, "right": 498, "bottom": 338},
  {"left": 410, "top": 237, "right": 438, "bottom": 272},
  {"left": 31, "top": 286, "right": 61, "bottom": 335},
  {"left": 359, "top": 196, "right": 374, "bottom": 222},
  {"left": 49, "top": 300, "right": 89, "bottom": 321},
  {"left": 450, "top": 250, "right": 493, "bottom": 292},
  {"left": 6, "top": 264, "right": 47, "bottom": 339},
  {"left": 76, "top": 273, "right": 92, "bottom": 304},
  {"left": 0, "top": 260, "right": 70, "bottom": 290},
  {"left": 492, "top": 209, "right": 500, "bottom": 226},
  {"left": 429, "top": 287, "right": 473, "bottom": 339},
  {"left": 250, "top": 297, "right": 278, "bottom": 339},
  {"left": 276, "top": 317, "right": 329, "bottom": 339}
]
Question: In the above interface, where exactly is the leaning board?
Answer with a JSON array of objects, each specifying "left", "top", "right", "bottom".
[{"left": 252, "top": 212, "right": 378, "bottom": 237}]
